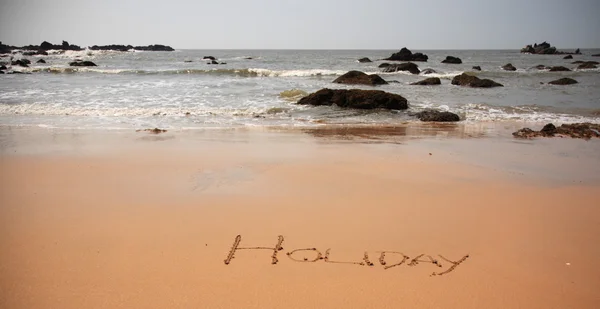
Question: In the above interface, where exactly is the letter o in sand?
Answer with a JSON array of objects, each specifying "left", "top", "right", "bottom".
[{"left": 286, "top": 248, "right": 323, "bottom": 262}]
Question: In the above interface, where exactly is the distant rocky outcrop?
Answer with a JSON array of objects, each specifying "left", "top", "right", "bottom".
[
  {"left": 472, "top": 66, "right": 481, "bottom": 71},
  {"left": 412, "top": 110, "right": 460, "bottom": 122},
  {"left": 358, "top": 57, "right": 372, "bottom": 63},
  {"left": 513, "top": 123, "right": 600, "bottom": 139},
  {"left": 502, "top": 63, "right": 516, "bottom": 71},
  {"left": 332, "top": 71, "right": 388, "bottom": 86},
  {"left": 548, "top": 66, "right": 571, "bottom": 72},
  {"left": 381, "top": 62, "right": 420, "bottom": 74},
  {"left": 548, "top": 78, "right": 578, "bottom": 85},
  {"left": 89, "top": 44, "right": 174, "bottom": 51},
  {"left": 410, "top": 77, "right": 441, "bottom": 85},
  {"left": 441, "top": 56, "right": 462, "bottom": 64},
  {"left": 69, "top": 60, "right": 97, "bottom": 67},
  {"left": 451, "top": 73, "right": 503, "bottom": 88},
  {"left": 297, "top": 88, "right": 408, "bottom": 110},
  {"left": 520, "top": 41, "right": 580, "bottom": 55},
  {"left": 384, "top": 48, "right": 428, "bottom": 62}
]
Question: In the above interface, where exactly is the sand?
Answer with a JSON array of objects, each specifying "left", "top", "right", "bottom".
[{"left": 1, "top": 125, "right": 599, "bottom": 309}]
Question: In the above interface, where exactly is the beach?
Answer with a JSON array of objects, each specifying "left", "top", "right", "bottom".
[{"left": 1, "top": 125, "right": 599, "bottom": 309}]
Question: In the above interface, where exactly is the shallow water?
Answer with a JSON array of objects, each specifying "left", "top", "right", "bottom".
[{"left": 1, "top": 49, "right": 599, "bottom": 129}]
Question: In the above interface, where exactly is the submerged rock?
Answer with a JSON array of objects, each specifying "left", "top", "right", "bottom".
[
  {"left": 441, "top": 56, "right": 462, "bottom": 64},
  {"left": 420, "top": 68, "right": 437, "bottom": 75},
  {"left": 358, "top": 57, "right": 372, "bottom": 63},
  {"left": 532, "top": 64, "right": 547, "bottom": 70},
  {"left": 563, "top": 55, "right": 573, "bottom": 59},
  {"left": 332, "top": 70, "right": 388, "bottom": 86},
  {"left": 592, "top": 54, "right": 600, "bottom": 57},
  {"left": 573, "top": 61, "right": 598, "bottom": 65},
  {"left": 410, "top": 77, "right": 441, "bottom": 85},
  {"left": 413, "top": 110, "right": 460, "bottom": 122},
  {"left": 472, "top": 66, "right": 481, "bottom": 71},
  {"left": 69, "top": 60, "right": 97, "bottom": 67},
  {"left": 36, "top": 59, "right": 46, "bottom": 63},
  {"left": 136, "top": 128, "right": 168, "bottom": 134},
  {"left": 297, "top": 88, "right": 408, "bottom": 110},
  {"left": 577, "top": 62, "right": 598, "bottom": 69},
  {"left": 381, "top": 62, "right": 420, "bottom": 74},
  {"left": 548, "top": 66, "right": 571, "bottom": 72},
  {"left": 11, "top": 59, "right": 30, "bottom": 67},
  {"left": 502, "top": 63, "right": 517, "bottom": 71},
  {"left": 548, "top": 78, "right": 578, "bottom": 85},
  {"left": 513, "top": 123, "right": 600, "bottom": 139},
  {"left": 451, "top": 73, "right": 503, "bottom": 88},
  {"left": 384, "top": 48, "right": 428, "bottom": 62}
]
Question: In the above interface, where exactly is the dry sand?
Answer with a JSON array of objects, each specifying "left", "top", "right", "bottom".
[{"left": 1, "top": 125, "right": 599, "bottom": 309}]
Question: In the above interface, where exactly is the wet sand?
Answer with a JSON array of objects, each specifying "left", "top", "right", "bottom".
[{"left": 1, "top": 125, "right": 599, "bottom": 309}]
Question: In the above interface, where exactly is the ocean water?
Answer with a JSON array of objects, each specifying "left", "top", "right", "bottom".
[{"left": 1, "top": 49, "right": 599, "bottom": 129}]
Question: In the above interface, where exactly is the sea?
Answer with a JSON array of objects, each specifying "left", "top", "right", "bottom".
[{"left": 1, "top": 49, "right": 599, "bottom": 130}]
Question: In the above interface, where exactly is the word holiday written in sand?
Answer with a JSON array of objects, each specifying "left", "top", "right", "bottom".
[{"left": 224, "top": 235, "right": 469, "bottom": 276}]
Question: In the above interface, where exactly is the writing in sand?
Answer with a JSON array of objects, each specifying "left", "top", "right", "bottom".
[{"left": 224, "top": 235, "right": 469, "bottom": 276}]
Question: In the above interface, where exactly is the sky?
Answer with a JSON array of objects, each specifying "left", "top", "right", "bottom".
[{"left": 1, "top": 0, "right": 599, "bottom": 50}]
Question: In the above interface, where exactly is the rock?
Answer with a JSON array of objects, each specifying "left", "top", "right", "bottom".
[
  {"left": 219, "top": 62, "right": 227, "bottom": 65},
  {"left": 472, "top": 66, "right": 481, "bottom": 71},
  {"left": 593, "top": 54, "right": 600, "bottom": 57},
  {"left": 548, "top": 66, "right": 571, "bottom": 72},
  {"left": 40, "top": 41, "right": 53, "bottom": 50},
  {"left": 36, "top": 59, "right": 46, "bottom": 64},
  {"left": 451, "top": 73, "right": 503, "bottom": 88},
  {"left": 36, "top": 40, "right": 81, "bottom": 51},
  {"left": 413, "top": 110, "right": 460, "bottom": 122},
  {"left": 203, "top": 56, "right": 216, "bottom": 60},
  {"left": 11, "top": 59, "right": 29, "bottom": 67},
  {"left": 573, "top": 61, "right": 598, "bottom": 65},
  {"left": 575, "top": 48, "right": 581, "bottom": 54},
  {"left": 532, "top": 64, "right": 547, "bottom": 70},
  {"left": 410, "top": 77, "right": 441, "bottom": 85},
  {"left": 421, "top": 68, "right": 437, "bottom": 75},
  {"left": 381, "top": 62, "right": 420, "bottom": 74},
  {"left": 90, "top": 45, "right": 133, "bottom": 51},
  {"left": 577, "top": 62, "right": 598, "bottom": 69},
  {"left": 384, "top": 48, "right": 428, "bottom": 62},
  {"left": 133, "top": 45, "right": 174, "bottom": 51},
  {"left": 548, "top": 78, "right": 578, "bottom": 85},
  {"left": 244, "top": 57, "right": 253, "bottom": 60},
  {"left": 0, "top": 65, "right": 7, "bottom": 70},
  {"left": 207, "top": 60, "right": 219, "bottom": 64},
  {"left": 502, "top": 63, "right": 517, "bottom": 71},
  {"left": 441, "top": 56, "right": 462, "bottom": 64},
  {"left": 136, "top": 128, "right": 168, "bottom": 134},
  {"left": 358, "top": 57, "right": 372, "bottom": 63},
  {"left": 297, "top": 88, "right": 408, "bottom": 110},
  {"left": 378, "top": 63, "right": 391, "bottom": 68},
  {"left": 184, "top": 60, "right": 193, "bottom": 63},
  {"left": 513, "top": 123, "right": 600, "bottom": 139},
  {"left": 563, "top": 55, "right": 573, "bottom": 59},
  {"left": 332, "top": 70, "right": 388, "bottom": 86},
  {"left": 69, "top": 60, "right": 97, "bottom": 67}
]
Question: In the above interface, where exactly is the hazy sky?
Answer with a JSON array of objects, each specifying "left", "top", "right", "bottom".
[{"left": 1, "top": 0, "right": 599, "bottom": 49}]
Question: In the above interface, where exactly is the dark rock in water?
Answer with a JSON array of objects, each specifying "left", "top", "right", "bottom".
[
  {"left": 451, "top": 73, "right": 503, "bottom": 88},
  {"left": 381, "top": 62, "right": 420, "bottom": 74},
  {"left": 513, "top": 123, "right": 600, "bottom": 139},
  {"left": 593, "top": 54, "right": 600, "bottom": 57},
  {"left": 520, "top": 41, "right": 574, "bottom": 55},
  {"left": 219, "top": 62, "right": 227, "bottom": 65},
  {"left": 410, "top": 77, "right": 441, "bottom": 85},
  {"left": 36, "top": 40, "right": 81, "bottom": 51},
  {"left": 502, "top": 63, "right": 517, "bottom": 71},
  {"left": 563, "top": 55, "right": 573, "bottom": 59},
  {"left": 207, "top": 60, "right": 219, "bottom": 64},
  {"left": 441, "top": 56, "right": 462, "bottom": 64},
  {"left": 0, "top": 65, "right": 7, "bottom": 70},
  {"left": 203, "top": 56, "right": 216, "bottom": 60},
  {"left": 548, "top": 78, "right": 578, "bottom": 85},
  {"left": 548, "top": 66, "right": 570, "bottom": 72},
  {"left": 420, "top": 68, "right": 437, "bottom": 75},
  {"left": 384, "top": 48, "right": 428, "bottom": 62},
  {"left": 413, "top": 110, "right": 460, "bottom": 122},
  {"left": 577, "top": 62, "right": 598, "bottom": 69},
  {"left": 184, "top": 60, "right": 193, "bottom": 63},
  {"left": 573, "top": 61, "right": 598, "bottom": 65},
  {"left": 11, "top": 59, "right": 29, "bottom": 67},
  {"left": 378, "top": 63, "right": 391, "bottom": 68},
  {"left": 69, "top": 60, "right": 97, "bottom": 67},
  {"left": 90, "top": 44, "right": 133, "bottom": 51},
  {"left": 332, "top": 70, "right": 388, "bottom": 86},
  {"left": 297, "top": 88, "right": 408, "bottom": 110},
  {"left": 575, "top": 48, "right": 581, "bottom": 54},
  {"left": 358, "top": 57, "right": 372, "bottom": 63},
  {"left": 472, "top": 66, "right": 481, "bottom": 71},
  {"left": 137, "top": 128, "right": 168, "bottom": 134},
  {"left": 533, "top": 64, "right": 547, "bottom": 70},
  {"left": 36, "top": 59, "right": 46, "bottom": 64},
  {"left": 244, "top": 57, "right": 253, "bottom": 60}
]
